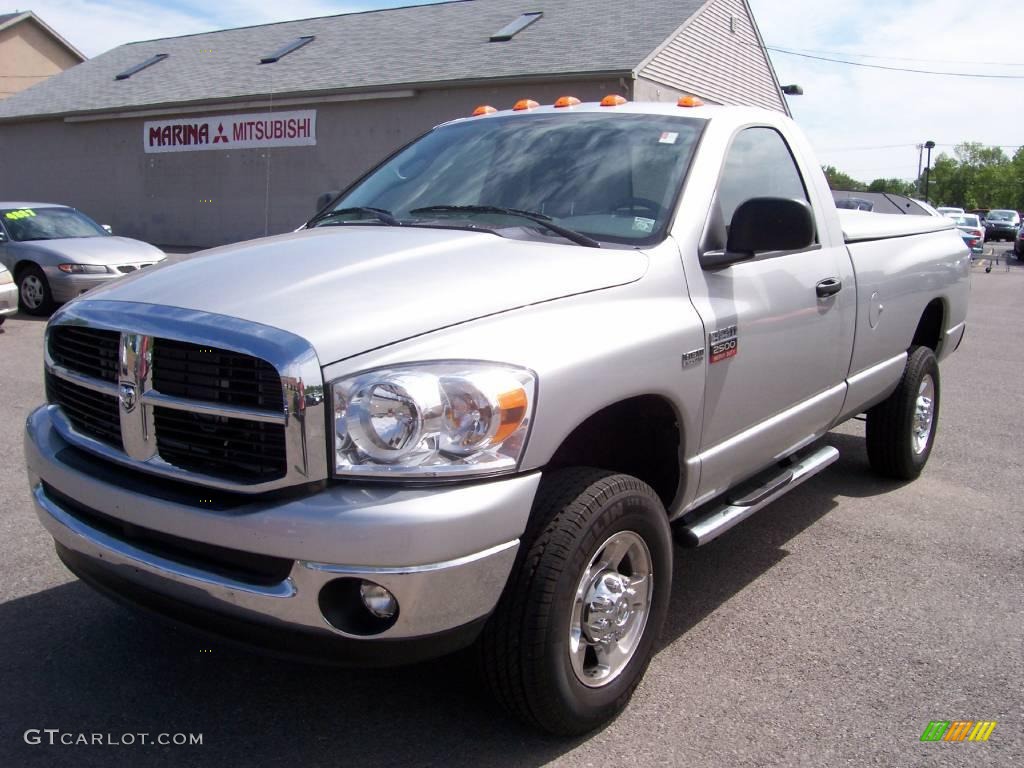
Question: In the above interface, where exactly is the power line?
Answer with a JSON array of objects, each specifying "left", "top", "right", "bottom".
[
  {"left": 768, "top": 44, "right": 1024, "bottom": 68},
  {"left": 767, "top": 47, "right": 1024, "bottom": 79}
]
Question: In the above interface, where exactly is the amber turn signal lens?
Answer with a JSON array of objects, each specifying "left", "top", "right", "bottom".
[
  {"left": 554, "top": 96, "right": 581, "bottom": 108},
  {"left": 677, "top": 95, "right": 705, "bottom": 108},
  {"left": 513, "top": 99, "right": 540, "bottom": 111},
  {"left": 472, "top": 105, "right": 497, "bottom": 116},
  {"left": 600, "top": 95, "right": 628, "bottom": 107},
  {"left": 493, "top": 387, "right": 529, "bottom": 444}
]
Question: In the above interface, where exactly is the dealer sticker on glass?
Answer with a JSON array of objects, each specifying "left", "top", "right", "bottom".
[{"left": 633, "top": 217, "right": 656, "bottom": 233}]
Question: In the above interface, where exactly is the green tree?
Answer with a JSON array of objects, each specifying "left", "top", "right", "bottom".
[
  {"left": 822, "top": 165, "right": 866, "bottom": 191},
  {"left": 867, "top": 178, "right": 917, "bottom": 196}
]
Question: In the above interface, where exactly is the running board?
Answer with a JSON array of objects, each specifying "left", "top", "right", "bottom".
[{"left": 676, "top": 446, "right": 839, "bottom": 547}]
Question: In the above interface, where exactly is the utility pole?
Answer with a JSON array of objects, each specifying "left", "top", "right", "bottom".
[
  {"left": 924, "top": 140, "right": 936, "bottom": 204},
  {"left": 916, "top": 144, "right": 924, "bottom": 194}
]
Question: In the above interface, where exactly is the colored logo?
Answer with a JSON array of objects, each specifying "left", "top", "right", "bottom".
[
  {"left": 920, "top": 721, "right": 997, "bottom": 742},
  {"left": 213, "top": 123, "right": 229, "bottom": 144}
]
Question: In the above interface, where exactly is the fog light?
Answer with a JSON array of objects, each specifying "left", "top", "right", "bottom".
[{"left": 359, "top": 581, "right": 397, "bottom": 619}]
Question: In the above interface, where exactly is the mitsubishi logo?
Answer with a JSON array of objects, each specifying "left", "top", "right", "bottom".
[{"left": 119, "top": 382, "right": 138, "bottom": 413}]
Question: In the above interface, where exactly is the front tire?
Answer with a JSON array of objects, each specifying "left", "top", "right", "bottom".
[
  {"left": 17, "top": 264, "right": 54, "bottom": 315},
  {"left": 479, "top": 469, "right": 672, "bottom": 736},
  {"left": 866, "top": 346, "right": 940, "bottom": 480}
]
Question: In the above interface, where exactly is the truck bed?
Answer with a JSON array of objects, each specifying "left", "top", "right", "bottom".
[{"left": 838, "top": 209, "right": 955, "bottom": 243}]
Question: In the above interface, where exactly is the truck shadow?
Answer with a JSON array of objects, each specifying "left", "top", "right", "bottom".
[{"left": 0, "top": 434, "right": 896, "bottom": 768}]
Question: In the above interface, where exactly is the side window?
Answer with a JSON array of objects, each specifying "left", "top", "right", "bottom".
[{"left": 717, "top": 127, "right": 810, "bottom": 228}]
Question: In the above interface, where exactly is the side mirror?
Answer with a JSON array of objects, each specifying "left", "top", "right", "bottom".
[
  {"left": 0, "top": 231, "right": 7, "bottom": 243},
  {"left": 316, "top": 190, "right": 340, "bottom": 213},
  {"left": 101, "top": 224, "right": 113, "bottom": 234},
  {"left": 701, "top": 197, "right": 815, "bottom": 270}
]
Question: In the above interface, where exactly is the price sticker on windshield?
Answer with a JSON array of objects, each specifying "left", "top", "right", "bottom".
[
  {"left": 4, "top": 209, "right": 35, "bottom": 220},
  {"left": 658, "top": 132, "right": 679, "bottom": 144}
]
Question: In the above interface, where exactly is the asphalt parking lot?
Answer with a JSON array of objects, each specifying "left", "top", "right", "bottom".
[{"left": 1, "top": 245, "right": 1021, "bottom": 767}]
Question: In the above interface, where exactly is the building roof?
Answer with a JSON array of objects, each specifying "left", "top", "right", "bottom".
[
  {"left": 0, "top": 10, "right": 86, "bottom": 62},
  {"left": 0, "top": 0, "right": 711, "bottom": 121}
]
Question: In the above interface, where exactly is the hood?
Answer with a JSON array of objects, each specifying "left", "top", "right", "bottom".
[
  {"left": 82, "top": 226, "right": 648, "bottom": 364},
  {"left": 12, "top": 236, "right": 165, "bottom": 265}
]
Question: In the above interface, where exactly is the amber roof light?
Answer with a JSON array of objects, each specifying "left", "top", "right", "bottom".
[
  {"left": 472, "top": 105, "right": 498, "bottom": 116},
  {"left": 600, "top": 95, "right": 628, "bottom": 107},
  {"left": 677, "top": 95, "right": 705, "bottom": 108},
  {"left": 554, "top": 96, "right": 581, "bottom": 108},
  {"left": 513, "top": 99, "right": 540, "bottom": 111}
]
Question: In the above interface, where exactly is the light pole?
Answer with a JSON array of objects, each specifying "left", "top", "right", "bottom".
[
  {"left": 924, "top": 140, "right": 936, "bottom": 204},
  {"left": 781, "top": 84, "right": 804, "bottom": 96}
]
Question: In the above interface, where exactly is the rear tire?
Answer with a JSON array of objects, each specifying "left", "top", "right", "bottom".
[
  {"left": 17, "top": 264, "right": 54, "bottom": 315},
  {"left": 478, "top": 468, "right": 672, "bottom": 736},
  {"left": 866, "top": 346, "right": 940, "bottom": 480}
]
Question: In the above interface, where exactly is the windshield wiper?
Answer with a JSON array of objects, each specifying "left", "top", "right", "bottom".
[
  {"left": 409, "top": 205, "right": 601, "bottom": 248},
  {"left": 310, "top": 206, "right": 401, "bottom": 227}
]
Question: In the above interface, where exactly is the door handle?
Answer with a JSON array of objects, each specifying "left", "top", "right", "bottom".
[{"left": 816, "top": 278, "right": 842, "bottom": 298}]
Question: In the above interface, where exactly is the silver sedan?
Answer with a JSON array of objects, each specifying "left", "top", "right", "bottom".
[
  {"left": 0, "top": 263, "right": 16, "bottom": 325},
  {"left": 0, "top": 203, "right": 165, "bottom": 315}
]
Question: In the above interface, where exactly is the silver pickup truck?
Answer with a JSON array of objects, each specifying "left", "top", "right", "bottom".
[{"left": 25, "top": 100, "right": 968, "bottom": 735}]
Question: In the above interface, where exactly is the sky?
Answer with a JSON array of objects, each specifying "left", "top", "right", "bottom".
[{"left": 16, "top": 0, "right": 1023, "bottom": 184}]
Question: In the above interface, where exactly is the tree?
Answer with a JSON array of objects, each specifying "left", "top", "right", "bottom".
[
  {"left": 867, "top": 178, "right": 917, "bottom": 196},
  {"left": 822, "top": 165, "right": 865, "bottom": 191}
]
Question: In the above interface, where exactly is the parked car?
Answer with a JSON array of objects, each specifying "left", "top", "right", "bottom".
[
  {"left": 954, "top": 214, "right": 985, "bottom": 256},
  {"left": 25, "top": 101, "right": 969, "bottom": 736},
  {"left": 936, "top": 206, "right": 965, "bottom": 218},
  {"left": 0, "top": 203, "right": 165, "bottom": 315},
  {"left": 0, "top": 263, "right": 16, "bottom": 325},
  {"left": 983, "top": 209, "right": 1021, "bottom": 242}
]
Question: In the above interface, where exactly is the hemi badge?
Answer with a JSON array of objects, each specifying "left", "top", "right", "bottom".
[
  {"left": 681, "top": 349, "right": 705, "bottom": 368},
  {"left": 709, "top": 324, "right": 738, "bottom": 364}
]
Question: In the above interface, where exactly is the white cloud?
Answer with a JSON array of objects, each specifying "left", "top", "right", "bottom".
[{"left": 749, "top": 0, "right": 1022, "bottom": 183}]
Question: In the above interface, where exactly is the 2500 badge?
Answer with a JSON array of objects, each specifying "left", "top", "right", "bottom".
[{"left": 709, "top": 325, "right": 739, "bottom": 364}]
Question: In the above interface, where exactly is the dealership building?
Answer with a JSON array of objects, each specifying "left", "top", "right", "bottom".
[{"left": 0, "top": 0, "right": 788, "bottom": 248}]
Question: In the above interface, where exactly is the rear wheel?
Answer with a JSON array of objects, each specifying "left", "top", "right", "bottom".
[
  {"left": 866, "top": 346, "right": 940, "bottom": 480},
  {"left": 479, "top": 468, "right": 672, "bottom": 736},
  {"left": 17, "top": 264, "right": 54, "bottom": 315}
]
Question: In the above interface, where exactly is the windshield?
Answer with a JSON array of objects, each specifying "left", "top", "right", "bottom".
[
  {"left": 0, "top": 207, "right": 107, "bottom": 242},
  {"left": 314, "top": 112, "right": 705, "bottom": 245},
  {"left": 956, "top": 215, "right": 979, "bottom": 227},
  {"left": 986, "top": 210, "right": 1014, "bottom": 221}
]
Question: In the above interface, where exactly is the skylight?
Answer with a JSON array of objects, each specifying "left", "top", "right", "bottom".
[
  {"left": 114, "top": 53, "right": 169, "bottom": 81},
  {"left": 490, "top": 12, "right": 543, "bottom": 42},
  {"left": 260, "top": 35, "right": 315, "bottom": 64}
]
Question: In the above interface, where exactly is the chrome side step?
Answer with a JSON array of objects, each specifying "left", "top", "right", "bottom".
[{"left": 677, "top": 445, "right": 839, "bottom": 547}]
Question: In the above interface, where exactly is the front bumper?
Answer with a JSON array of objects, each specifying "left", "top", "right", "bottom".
[
  {"left": 26, "top": 406, "right": 540, "bottom": 663},
  {"left": 44, "top": 268, "right": 121, "bottom": 303},
  {"left": 0, "top": 279, "right": 16, "bottom": 317}
]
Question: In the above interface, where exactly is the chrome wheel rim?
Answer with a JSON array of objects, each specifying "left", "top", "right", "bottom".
[
  {"left": 569, "top": 530, "right": 653, "bottom": 688},
  {"left": 912, "top": 375, "right": 936, "bottom": 455},
  {"left": 20, "top": 274, "right": 44, "bottom": 309}
]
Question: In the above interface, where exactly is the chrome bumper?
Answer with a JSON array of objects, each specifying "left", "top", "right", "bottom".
[{"left": 26, "top": 406, "right": 539, "bottom": 648}]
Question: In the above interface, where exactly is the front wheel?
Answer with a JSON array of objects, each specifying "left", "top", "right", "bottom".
[
  {"left": 478, "top": 469, "right": 672, "bottom": 736},
  {"left": 866, "top": 346, "right": 940, "bottom": 480},
  {"left": 17, "top": 264, "right": 54, "bottom": 315}
]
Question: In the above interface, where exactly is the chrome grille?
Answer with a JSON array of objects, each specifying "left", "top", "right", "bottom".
[
  {"left": 41, "top": 305, "right": 327, "bottom": 491},
  {"left": 45, "top": 372, "right": 123, "bottom": 450}
]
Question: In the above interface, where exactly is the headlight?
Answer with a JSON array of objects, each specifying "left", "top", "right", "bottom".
[
  {"left": 331, "top": 362, "right": 535, "bottom": 479},
  {"left": 57, "top": 264, "right": 108, "bottom": 274}
]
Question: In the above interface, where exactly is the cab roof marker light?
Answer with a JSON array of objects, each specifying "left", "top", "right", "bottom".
[
  {"left": 554, "top": 96, "right": 581, "bottom": 108},
  {"left": 490, "top": 12, "right": 543, "bottom": 42},
  {"left": 472, "top": 105, "right": 498, "bottom": 116},
  {"left": 600, "top": 95, "right": 628, "bottom": 107},
  {"left": 678, "top": 95, "right": 705, "bottom": 108},
  {"left": 513, "top": 99, "right": 539, "bottom": 111},
  {"left": 115, "top": 53, "right": 169, "bottom": 81},
  {"left": 260, "top": 35, "right": 315, "bottom": 64}
]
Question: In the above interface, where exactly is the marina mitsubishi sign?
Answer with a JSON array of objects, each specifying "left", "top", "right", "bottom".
[{"left": 143, "top": 110, "right": 316, "bottom": 153}]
